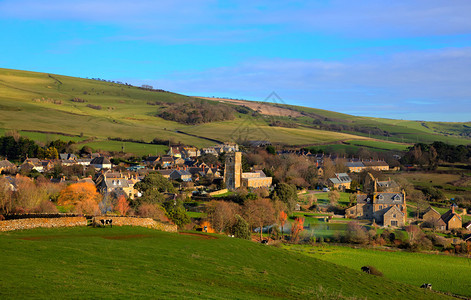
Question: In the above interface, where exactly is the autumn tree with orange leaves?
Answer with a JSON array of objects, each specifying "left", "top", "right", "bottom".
[
  {"left": 116, "top": 195, "right": 130, "bottom": 216},
  {"left": 58, "top": 182, "right": 102, "bottom": 215},
  {"left": 279, "top": 211, "right": 288, "bottom": 238},
  {"left": 291, "top": 217, "right": 304, "bottom": 242}
]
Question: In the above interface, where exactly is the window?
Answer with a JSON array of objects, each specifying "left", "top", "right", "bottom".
[
  {"left": 391, "top": 221, "right": 397, "bottom": 226},
  {"left": 393, "top": 214, "right": 396, "bottom": 218},
  {"left": 379, "top": 205, "right": 382, "bottom": 209}
]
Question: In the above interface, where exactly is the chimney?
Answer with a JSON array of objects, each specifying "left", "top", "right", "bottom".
[{"left": 451, "top": 204, "right": 455, "bottom": 214}]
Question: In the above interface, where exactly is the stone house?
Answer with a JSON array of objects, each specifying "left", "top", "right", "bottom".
[
  {"left": 170, "top": 169, "right": 192, "bottom": 182},
  {"left": 0, "top": 159, "right": 17, "bottom": 174},
  {"left": 328, "top": 173, "right": 351, "bottom": 191},
  {"left": 346, "top": 191, "right": 407, "bottom": 227},
  {"left": 441, "top": 205, "right": 462, "bottom": 230},
  {"left": 422, "top": 206, "right": 446, "bottom": 230},
  {"left": 90, "top": 157, "right": 112, "bottom": 170}
]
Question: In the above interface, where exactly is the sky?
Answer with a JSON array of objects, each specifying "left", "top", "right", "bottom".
[{"left": 1, "top": 0, "right": 471, "bottom": 122}]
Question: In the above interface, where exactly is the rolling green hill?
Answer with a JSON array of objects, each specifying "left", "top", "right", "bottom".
[
  {"left": 0, "top": 68, "right": 469, "bottom": 156},
  {"left": 0, "top": 226, "right": 450, "bottom": 299}
]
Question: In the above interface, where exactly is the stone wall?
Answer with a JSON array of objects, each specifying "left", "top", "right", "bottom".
[
  {"left": 0, "top": 217, "right": 87, "bottom": 232},
  {"left": 0, "top": 216, "right": 177, "bottom": 233},
  {"left": 93, "top": 216, "right": 177, "bottom": 232}
]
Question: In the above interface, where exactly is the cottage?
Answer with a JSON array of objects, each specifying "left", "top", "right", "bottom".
[
  {"left": 90, "top": 157, "right": 112, "bottom": 170},
  {"left": 170, "top": 169, "right": 192, "bottom": 182},
  {"left": 328, "top": 173, "right": 351, "bottom": 191},
  {"left": 0, "top": 159, "right": 17, "bottom": 173},
  {"left": 441, "top": 205, "right": 462, "bottom": 230},
  {"left": 422, "top": 206, "right": 446, "bottom": 230}
]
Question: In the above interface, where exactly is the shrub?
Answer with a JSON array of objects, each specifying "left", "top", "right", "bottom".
[
  {"left": 138, "top": 203, "right": 170, "bottom": 223},
  {"left": 232, "top": 215, "right": 251, "bottom": 240},
  {"left": 363, "top": 265, "right": 384, "bottom": 277}
]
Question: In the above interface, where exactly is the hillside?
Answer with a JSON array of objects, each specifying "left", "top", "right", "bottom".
[
  {"left": 0, "top": 226, "right": 449, "bottom": 299},
  {"left": 0, "top": 68, "right": 469, "bottom": 156}
]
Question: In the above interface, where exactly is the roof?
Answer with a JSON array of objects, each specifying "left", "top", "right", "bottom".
[
  {"left": 375, "top": 193, "right": 404, "bottom": 205},
  {"left": 59, "top": 153, "right": 77, "bottom": 160},
  {"left": 384, "top": 205, "right": 404, "bottom": 217},
  {"left": 90, "top": 157, "right": 111, "bottom": 165},
  {"left": 0, "top": 159, "right": 15, "bottom": 168},
  {"left": 104, "top": 178, "right": 130, "bottom": 189},
  {"left": 346, "top": 162, "right": 365, "bottom": 168},
  {"left": 363, "top": 161, "right": 389, "bottom": 167},
  {"left": 423, "top": 206, "right": 440, "bottom": 216},
  {"left": 157, "top": 169, "right": 174, "bottom": 176},
  {"left": 329, "top": 173, "right": 351, "bottom": 184},
  {"left": 441, "top": 209, "right": 462, "bottom": 224},
  {"left": 377, "top": 180, "right": 399, "bottom": 189},
  {"left": 464, "top": 221, "right": 471, "bottom": 229}
]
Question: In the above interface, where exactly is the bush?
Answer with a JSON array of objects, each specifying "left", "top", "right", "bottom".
[
  {"left": 232, "top": 215, "right": 251, "bottom": 240},
  {"left": 362, "top": 265, "right": 383, "bottom": 277}
]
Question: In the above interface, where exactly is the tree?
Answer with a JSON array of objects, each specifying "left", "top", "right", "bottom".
[
  {"left": 162, "top": 199, "right": 190, "bottom": 229},
  {"left": 344, "top": 222, "right": 368, "bottom": 244},
  {"left": 291, "top": 217, "right": 304, "bottom": 242},
  {"left": 0, "top": 177, "right": 13, "bottom": 214},
  {"left": 138, "top": 203, "right": 169, "bottom": 222},
  {"left": 244, "top": 198, "right": 275, "bottom": 241},
  {"left": 279, "top": 211, "right": 288, "bottom": 238},
  {"left": 232, "top": 214, "right": 251, "bottom": 239},
  {"left": 328, "top": 190, "right": 340, "bottom": 206},
  {"left": 206, "top": 200, "right": 239, "bottom": 233},
  {"left": 272, "top": 183, "right": 298, "bottom": 212},
  {"left": 116, "top": 195, "right": 130, "bottom": 216},
  {"left": 45, "top": 146, "right": 59, "bottom": 159},
  {"left": 58, "top": 182, "right": 101, "bottom": 215},
  {"left": 134, "top": 173, "right": 175, "bottom": 206}
]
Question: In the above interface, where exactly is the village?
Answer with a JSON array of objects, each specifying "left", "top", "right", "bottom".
[{"left": 1, "top": 140, "right": 470, "bottom": 254}]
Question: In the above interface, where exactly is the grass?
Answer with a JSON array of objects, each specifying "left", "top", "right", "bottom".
[
  {"left": 1, "top": 67, "right": 470, "bottom": 154},
  {"left": 0, "top": 226, "right": 449, "bottom": 299},
  {"left": 285, "top": 244, "right": 471, "bottom": 298}
]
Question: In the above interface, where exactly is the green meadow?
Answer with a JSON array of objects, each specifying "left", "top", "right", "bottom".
[
  {"left": 286, "top": 244, "right": 471, "bottom": 298},
  {"left": 0, "top": 226, "right": 449, "bottom": 299},
  {"left": 1, "top": 68, "right": 469, "bottom": 156}
]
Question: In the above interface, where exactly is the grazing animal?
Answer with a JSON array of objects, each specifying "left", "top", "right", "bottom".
[
  {"left": 99, "top": 219, "right": 113, "bottom": 227},
  {"left": 361, "top": 266, "right": 371, "bottom": 274},
  {"left": 420, "top": 283, "right": 432, "bottom": 290},
  {"left": 261, "top": 239, "right": 268, "bottom": 245}
]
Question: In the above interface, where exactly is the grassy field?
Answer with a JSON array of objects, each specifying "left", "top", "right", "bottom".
[
  {"left": 285, "top": 244, "right": 471, "bottom": 298},
  {"left": 1, "top": 68, "right": 469, "bottom": 156},
  {"left": 0, "top": 226, "right": 450, "bottom": 299}
]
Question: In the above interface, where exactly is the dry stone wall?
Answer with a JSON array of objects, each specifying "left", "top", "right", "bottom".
[
  {"left": 93, "top": 216, "right": 177, "bottom": 232},
  {"left": 0, "top": 215, "right": 177, "bottom": 233},
  {"left": 0, "top": 217, "right": 87, "bottom": 232}
]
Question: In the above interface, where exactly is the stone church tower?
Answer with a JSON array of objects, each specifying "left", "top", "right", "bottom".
[{"left": 224, "top": 152, "right": 242, "bottom": 190}]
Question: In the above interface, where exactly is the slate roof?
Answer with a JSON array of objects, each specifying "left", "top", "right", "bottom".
[
  {"left": 90, "top": 157, "right": 111, "bottom": 165},
  {"left": 346, "top": 162, "right": 365, "bottom": 168},
  {"left": 329, "top": 173, "right": 351, "bottom": 184},
  {"left": 375, "top": 193, "right": 404, "bottom": 205},
  {"left": 0, "top": 159, "right": 15, "bottom": 168},
  {"left": 441, "top": 207, "right": 462, "bottom": 224}
]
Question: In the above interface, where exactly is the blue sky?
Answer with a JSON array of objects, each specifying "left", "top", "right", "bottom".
[{"left": 1, "top": 1, "right": 471, "bottom": 122}]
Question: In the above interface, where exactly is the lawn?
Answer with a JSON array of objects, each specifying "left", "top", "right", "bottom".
[
  {"left": 0, "top": 226, "right": 448, "bottom": 299},
  {"left": 285, "top": 244, "right": 471, "bottom": 298}
]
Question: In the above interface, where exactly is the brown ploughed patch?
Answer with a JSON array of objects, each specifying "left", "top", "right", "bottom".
[
  {"left": 179, "top": 232, "right": 218, "bottom": 240},
  {"left": 102, "top": 234, "right": 151, "bottom": 240}
]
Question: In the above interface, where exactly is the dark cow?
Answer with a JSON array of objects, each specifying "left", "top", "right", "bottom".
[
  {"left": 420, "top": 283, "right": 432, "bottom": 290},
  {"left": 361, "top": 266, "right": 371, "bottom": 274}
]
